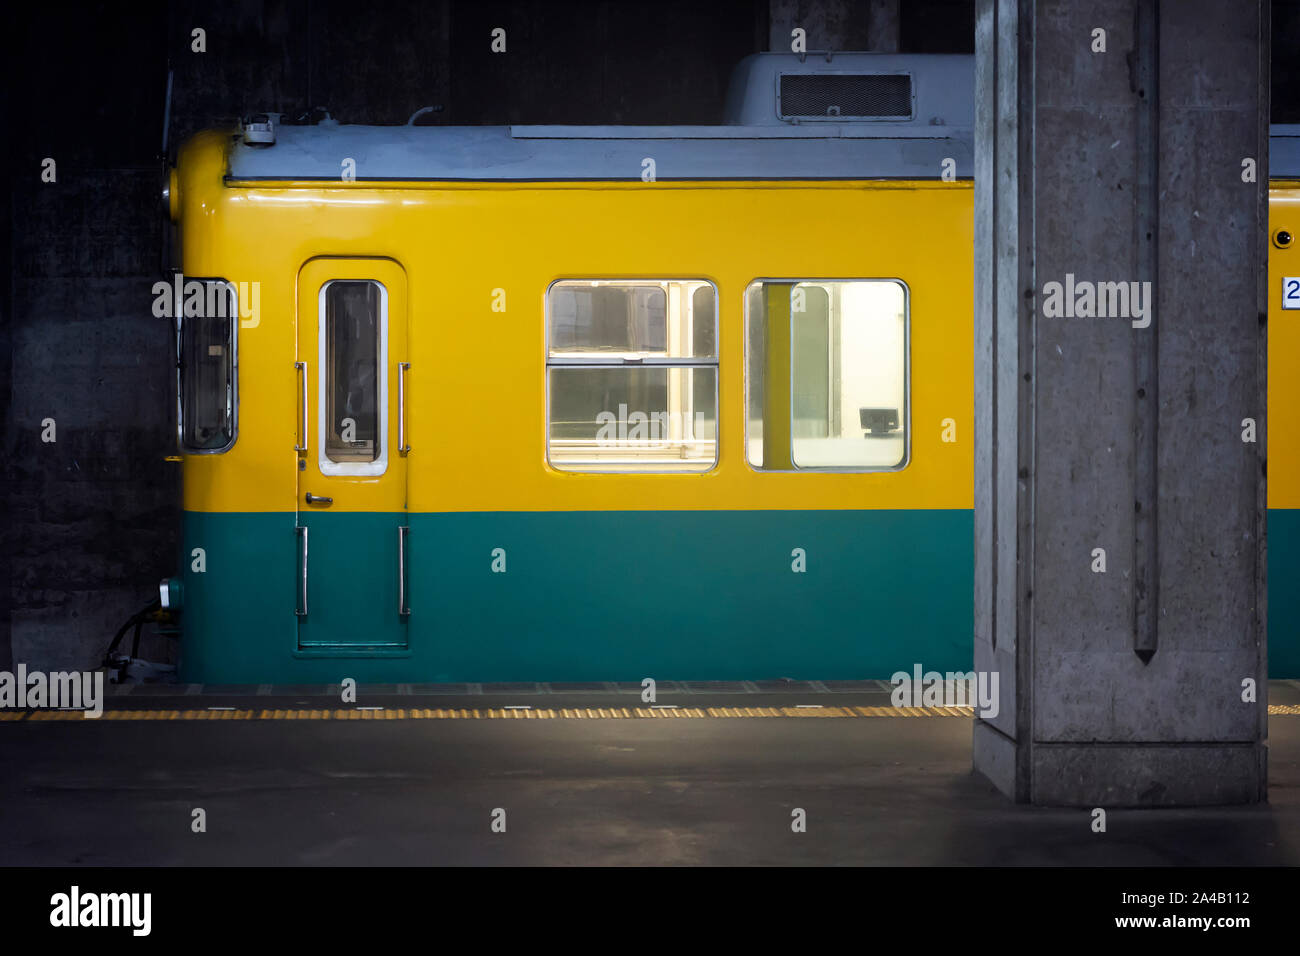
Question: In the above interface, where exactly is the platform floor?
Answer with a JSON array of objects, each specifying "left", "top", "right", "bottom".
[{"left": 1, "top": 681, "right": 1298, "bottom": 865}]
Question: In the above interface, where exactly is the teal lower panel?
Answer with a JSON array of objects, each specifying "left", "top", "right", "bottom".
[
  {"left": 176, "top": 507, "right": 1300, "bottom": 681},
  {"left": 1271, "top": 508, "right": 1300, "bottom": 678},
  {"left": 177, "top": 509, "right": 974, "bottom": 684}
]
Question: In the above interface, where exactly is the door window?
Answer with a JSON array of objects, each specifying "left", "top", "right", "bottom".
[{"left": 319, "top": 280, "right": 387, "bottom": 475}]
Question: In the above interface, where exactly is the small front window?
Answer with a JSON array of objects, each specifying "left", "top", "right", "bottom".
[{"left": 178, "top": 279, "right": 237, "bottom": 452}]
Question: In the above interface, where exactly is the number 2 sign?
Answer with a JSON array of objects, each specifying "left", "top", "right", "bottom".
[{"left": 1285, "top": 277, "right": 1300, "bottom": 310}]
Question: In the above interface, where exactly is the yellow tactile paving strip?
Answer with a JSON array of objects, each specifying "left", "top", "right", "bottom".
[{"left": 1, "top": 704, "right": 1298, "bottom": 721}]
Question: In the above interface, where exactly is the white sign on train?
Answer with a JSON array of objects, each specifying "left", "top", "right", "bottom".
[{"left": 1284, "top": 277, "right": 1300, "bottom": 309}]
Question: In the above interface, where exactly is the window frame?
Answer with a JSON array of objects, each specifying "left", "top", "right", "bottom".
[
  {"left": 175, "top": 276, "right": 239, "bottom": 455},
  {"left": 743, "top": 277, "right": 911, "bottom": 474},
  {"left": 317, "top": 278, "right": 389, "bottom": 478},
  {"left": 544, "top": 278, "right": 721, "bottom": 475}
]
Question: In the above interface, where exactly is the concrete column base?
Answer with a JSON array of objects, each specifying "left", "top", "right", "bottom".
[{"left": 975, "top": 721, "right": 1268, "bottom": 806}]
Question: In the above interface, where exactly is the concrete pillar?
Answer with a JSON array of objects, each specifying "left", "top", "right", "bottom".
[
  {"left": 973, "top": 0, "right": 1269, "bottom": 805},
  {"left": 768, "top": 0, "right": 899, "bottom": 53}
]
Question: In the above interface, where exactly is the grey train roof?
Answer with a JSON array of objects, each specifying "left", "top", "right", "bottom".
[
  {"left": 1273, "top": 125, "right": 1300, "bottom": 178},
  {"left": 223, "top": 52, "right": 1300, "bottom": 183},
  {"left": 228, "top": 53, "right": 976, "bottom": 182}
]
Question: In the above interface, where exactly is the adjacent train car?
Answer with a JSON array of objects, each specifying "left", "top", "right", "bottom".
[
  {"left": 162, "top": 52, "right": 1295, "bottom": 683},
  {"left": 1269, "top": 125, "right": 1300, "bottom": 678}
]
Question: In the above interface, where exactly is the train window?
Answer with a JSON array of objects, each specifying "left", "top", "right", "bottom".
[
  {"left": 546, "top": 280, "right": 718, "bottom": 473},
  {"left": 177, "top": 279, "right": 237, "bottom": 453},
  {"left": 745, "top": 279, "right": 908, "bottom": 471},
  {"left": 321, "top": 280, "right": 385, "bottom": 472}
]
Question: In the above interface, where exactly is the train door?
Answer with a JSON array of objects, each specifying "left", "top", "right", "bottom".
[{"left": 294, "top": 258, "right": 410, "bottom": 649}]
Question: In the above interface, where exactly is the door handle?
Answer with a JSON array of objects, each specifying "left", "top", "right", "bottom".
[
  {"left": 294, "top": 361, "right": 308, "bottom": 453},
  {"left": 295, "top": 526, "right": 308, "bottom": 617},
  {"left": 304, "top": 492, "right": 333, "bottom": 506},
  {"left": 398, "top": 362, "right": 411, "bottom": 454},
  {"left": 398, "top": 525, "right": 410, "bottom": 616}
]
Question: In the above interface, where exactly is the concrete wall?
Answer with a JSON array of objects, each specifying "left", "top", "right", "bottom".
[
  {"left": 1277, "top": 0, "right": 1300, "bottom": 122},
  {"left": 766, "top": 0, "right": 976, "bottom": 53},
  {"left": 769, "top": 0, "right": 899, "bottom": 51},
  {"left": 8, "top": 3, "right": 175, "bottom": 673}
]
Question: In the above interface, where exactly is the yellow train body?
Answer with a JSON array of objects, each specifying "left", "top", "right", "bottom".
[{"left": 175, "top": 131, "right": 975, "bottom": 517}]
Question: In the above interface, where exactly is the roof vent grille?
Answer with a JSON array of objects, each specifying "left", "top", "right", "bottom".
[{"left": 778, "top": 73, "right": 912, "bottom": 120}]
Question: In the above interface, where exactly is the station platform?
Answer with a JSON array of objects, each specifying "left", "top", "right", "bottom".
[{"left": 1, "top": 681, "right": 1298, "bottom": 866}]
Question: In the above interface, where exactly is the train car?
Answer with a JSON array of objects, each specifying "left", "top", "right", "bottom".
[
  {"left": 161, "top": 52, "right": 975, "bottom": 684},
  {"left": 1270, "top": 125, "right": 1300, "bottom": 678},
  {"left": 160, "top": 51, "right": 1296, "bottom": 683}
]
